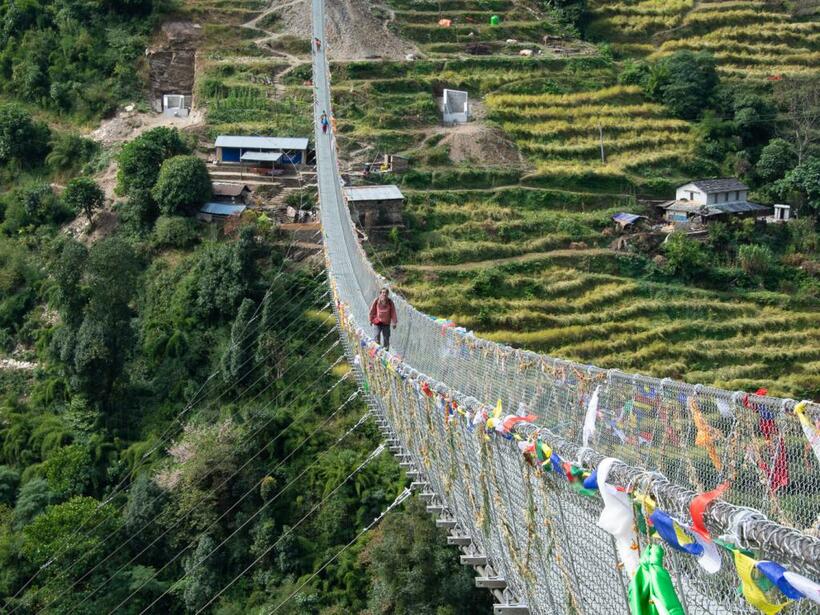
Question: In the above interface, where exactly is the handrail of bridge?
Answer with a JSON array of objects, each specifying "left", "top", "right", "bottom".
[{"left": 310, "top": 1, "right": 820, "bottom": 612}]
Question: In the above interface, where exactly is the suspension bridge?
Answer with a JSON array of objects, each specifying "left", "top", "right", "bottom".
[{"left": 310, "top": 0, "right": 820, "bottom": 614}]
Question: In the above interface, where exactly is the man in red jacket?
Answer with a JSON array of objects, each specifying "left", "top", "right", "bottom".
[{"left": 369, "top": 287, "right": 397, "bottom": 350}]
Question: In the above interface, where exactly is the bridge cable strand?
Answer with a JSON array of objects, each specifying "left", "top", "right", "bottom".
[
  {"left": 10, "top": 268, "right": 329, "bottom": 612},
  {"left": 72, "top": 387, "right": 361, "bottom": 614},
  {"left": 46, "top": 338, "right": 345, "bottom": 613},
  {"left": 268, "top": 487, "right": 413, "bottom": 614},
  {"left": 32, "top": 296, "right": 338, "bottom": 612},
  {"left": 187, "top": 442, "right": 387, "bottom": 615},
  {"left": 109, "top": 427, "right": 381, "bottom": 615}
]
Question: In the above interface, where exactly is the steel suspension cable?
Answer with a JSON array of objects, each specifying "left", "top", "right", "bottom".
[
  {"left": 31, "top": 300, "right": 337, "bottom": 611},
  {"left": 187, "top": 442, "right": 387, "bottom": 615},
  {"left": 37, "top": 327, "right": 344, "bottom": 612},
  {"left": 8, "top": 269, "right": 329, "bottom": 611},
  {"left": 268, "top": 487, "right": 413, "bottom": 614},
  {"left": 69, "top": 388, "right": 362, "bottom": 614},
  {"left": 111, "top": 423, "right": 383, "bottom": 615}
]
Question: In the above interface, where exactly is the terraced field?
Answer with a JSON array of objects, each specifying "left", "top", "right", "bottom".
[
  {"left": 328, "top": 0, "right": 820, "bottom": 399},
  {"left": 587, "top": 0, "right": 820, "bottom": 78},
  {"left": 396, "top": 263, "right": 820, "bottom": 398}
]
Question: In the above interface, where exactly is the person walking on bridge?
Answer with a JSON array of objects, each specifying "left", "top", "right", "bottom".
[
  {"left": 314, "top": 37, "right": 322, "bottom": 53},
  {"left": 320, "top": 111, "right": 329, "bottom": 134},
  {"left": 369, "top": 287, "right": 397, "bottom": 350}
]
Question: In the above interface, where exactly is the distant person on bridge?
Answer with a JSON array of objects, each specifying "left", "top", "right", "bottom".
[
  {"left": 314, "top": 37, "right": 322, "bottom": 52},
  {"left": 369, "top": 287, "right": 397, "bottom": 350},
  {"left": 320, "top": 111, "right": 329, "bottom": 134}
]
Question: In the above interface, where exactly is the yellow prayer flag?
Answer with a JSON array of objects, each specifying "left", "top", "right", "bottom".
[{"left": 733, "top": 550, "right": 792, "bottom": 615}]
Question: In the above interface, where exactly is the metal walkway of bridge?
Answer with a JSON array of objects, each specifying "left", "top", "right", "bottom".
[{"left": 310, "top": 2, "right": 820, "bottom": 613}]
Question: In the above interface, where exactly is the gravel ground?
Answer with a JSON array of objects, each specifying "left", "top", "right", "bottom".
[{"left": 275, "top": 0, "right": 417, "bottom": 60}]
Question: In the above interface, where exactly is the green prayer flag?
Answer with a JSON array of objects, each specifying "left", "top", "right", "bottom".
[{"left": 628, "top": 544, "right": 685, "bottom": 615}]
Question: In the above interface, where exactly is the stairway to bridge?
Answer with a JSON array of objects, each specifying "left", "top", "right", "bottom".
[{"left": 310, "top": 2, "right": 820, "bottom": 613}]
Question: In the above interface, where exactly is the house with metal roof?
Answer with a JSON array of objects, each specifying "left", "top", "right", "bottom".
[
  {"left": 658, "top": 178, "right": 768, "bottom": 225},
  {"left": 343, "top": 185, "right": 404, "bottom": 230},
  {"left": 674, "top": 178, "right": 749, "bottom": 206},
  {"left": 212, "top": 183, "right": 252, "bottom": 204},
  {"left": 197, "top": 202, "right": 247, "bottom": 223},
  {"left": 214, "top": 135, "right": 309, "bottom": 165}
]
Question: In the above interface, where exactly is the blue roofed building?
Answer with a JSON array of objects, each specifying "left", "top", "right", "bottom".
[
  {"left": 197, "top": 202, "right": 247, "bottom": 222},
  {"left": 214, "top": 136, "right": 309, "bottom": 166}
]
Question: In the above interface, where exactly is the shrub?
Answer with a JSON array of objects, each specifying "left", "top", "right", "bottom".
[
  {"left": 0, "top": 104, "right": 50, "bottom": 168},
  {"left": 737, "top": 243, "right": 775, "bottom": 277},
  {"left": 62, "top": 177, "right": 104, "bottom": 223},
  {"left": 117, "top": 127, "right": 190, "bottom": 195},
  {"left": 662, "top": 232, "right": 712, "bottom": 281},
  {"left": 46, "top": 134, "right": 98, "bottom": 176},
  {"left": 1, "top": 183, "right": 70, "bottom": 233},
  {"left": 151, "top": 215, "right": 201, "bottom": 250},
  {"left": 151, "top": 156, "right": 212, "bottom": 215}
]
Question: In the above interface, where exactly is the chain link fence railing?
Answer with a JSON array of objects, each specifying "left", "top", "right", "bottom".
[{"left": 311, "top": 1, "right": 820, "bottom": 612}]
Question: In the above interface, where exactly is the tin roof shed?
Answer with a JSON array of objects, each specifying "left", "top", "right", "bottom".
[{"left": 344, "top": 185, "right": 405, "bottom": 202}]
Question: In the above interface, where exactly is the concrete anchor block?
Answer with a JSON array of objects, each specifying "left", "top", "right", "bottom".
[
  {"left": 460, "top": 554, "right": 488, "bottom": 566},
  {"left": 426, "top": 504, "right": 445, "bottom": 514}
]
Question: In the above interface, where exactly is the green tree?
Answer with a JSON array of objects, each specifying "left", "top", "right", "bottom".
[
  {"left": 0, "top": 103, "right": 49, "bottom": 168},
  {"left": 0, "top": 467, "right": 19, "bottom": 506},
  {"left": 183, "top": 534, "right": 220, "bottom": 612},
  {"left": 42, "top": 444, "right": 93, "bottom": 498},
  {"left": 12, "top": 479, "right": 53, "bottom": 530},
  {"left": 62, "top": 177, "right": 104, "bottom": 222},
  {"left": 151, "top": 155, "right": 212, "bottom": 215},
  {"left": 776, "top": 156, "right": 820, "bottom": 214},
  {"left": 661, "top": 233, "right": 712, "bottom": 281},
  {"left": 757, "top": 138, "right": 797, "bottom": 183},
  {"left": 647, "top": 51, "right": 718, "bottom": 120},
  {"left": 362, "top": 497, "right": 492, "bottom": 615},
  {"left": 222, "top": 298, "right": 257, "bottom": 388},
  {"left": 46, "top": 133, "right": 98, "bottom": 176},
  {"left": 51, "top": 238, "right": 88, "bottom": 328},
  {"left": 116, "top": 127, "right": 190, "bottom": 195},
  {"left": 2, "top": 183, "right": 68, "bottom": 233},
  {"left": 732, "top": 90, "right": 776, "bottom": 150},
  {"left": 119, "top": 188, "right": 159, "bottom": 234}
]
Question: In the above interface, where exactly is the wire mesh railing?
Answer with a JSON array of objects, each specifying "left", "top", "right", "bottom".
[{"left": 311, "top": 1, "right": 820, "bottom": 612}]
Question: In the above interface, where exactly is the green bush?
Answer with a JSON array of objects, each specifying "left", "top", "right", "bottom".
[
  {"left": 151, "top": 156, "right": 212, "bottom": 216},
  {"left": 117, "top": 127, "right": 191, "bottom": 196},
  {"left": 151, "top": 215, "right": 201, "bottom": 250},
  {"left": 737, "top": 244, "right": 775, "bottom": 277},
  {"left": 757, "top": 138, "right": 797, "bottom": 183},
  {"left": 0, "top": 104, "right": 50, "bottom": 169},
  {"left": 62, "top": 177, "right": 104, "bottom": 223}
]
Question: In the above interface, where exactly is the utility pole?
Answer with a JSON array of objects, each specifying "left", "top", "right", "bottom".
[{"left": 598, "top": 124, "right": 606, "bottom": 163}]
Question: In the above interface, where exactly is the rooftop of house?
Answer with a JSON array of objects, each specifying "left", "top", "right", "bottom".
[
  {"left": 200, "top": 202, "right": 247, "bottom": 216},
  {"left": 215, "top": 136, "right": 309, "bottom": 151},
  {"left": 659, "top": 200, "right": 768, "bottom": 217},
  {"left": 344, "top": 184, "right": 405, "bottom": 202},
  {"left": 212, "top": 183, "right": 251, "bottom": 197},
  {"left": 681, "top": 178, "right": 749, "bottom": 193}
]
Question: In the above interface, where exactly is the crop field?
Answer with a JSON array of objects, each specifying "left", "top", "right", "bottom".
[
  {"left": 394, "top": 262, "right": 820, "bottom": 398},
  {"left": 587, "top": 0, "right": 819, "bottom": 78},
  {"left": 323, "top": 0, "right": 819, "bottom": 400}
]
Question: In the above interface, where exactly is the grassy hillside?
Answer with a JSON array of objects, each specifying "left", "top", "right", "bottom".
[{"left": 337, "top": 0, "right": 820, "bottom": 399}]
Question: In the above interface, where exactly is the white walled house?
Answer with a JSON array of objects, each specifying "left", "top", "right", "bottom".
[
  {"left": 659, "top": 178, "right": 768, "bottom": 225},
  {"left": 675, "top": 178, "right": 749, "bottom": 206}
]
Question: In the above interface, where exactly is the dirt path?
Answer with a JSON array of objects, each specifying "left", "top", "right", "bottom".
[{"left": 400, "top": 248, "right": 615, "bottom": 272}]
